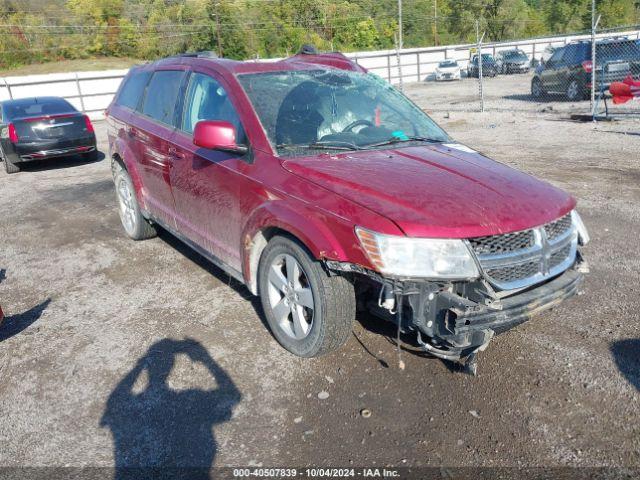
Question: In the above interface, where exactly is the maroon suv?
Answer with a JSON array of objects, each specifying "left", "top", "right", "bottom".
[{"left": 106, "top": 51, "right": 589, "bottom": 370}]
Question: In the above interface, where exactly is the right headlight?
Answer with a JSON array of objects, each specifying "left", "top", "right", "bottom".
[
  {"left": 571, "top": 210, "right": 590, "bottom": 246},
  {"left": 355, "top": 227, "right": 479, "bottom": 279}
]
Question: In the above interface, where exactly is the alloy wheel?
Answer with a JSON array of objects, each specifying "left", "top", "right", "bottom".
[
  {"left": 266, "top": 253, "right": 315, "bottom": 340},
  {"left": 532, "top": 79, "right": 542, "bottom": 97},
  {"left": 116, "top": 177, "right": 136, "bottom": 235},
  {"left": 567, "top": 80, "right": 580, "bottom": 101}
]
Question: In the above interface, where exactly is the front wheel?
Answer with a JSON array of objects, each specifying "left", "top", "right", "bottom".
[
  {"left": 531, "top": 77, "right": 545, "bottom": 98},
  {"left": 258, "top": 236, "right": 355, "bottom": 357}
]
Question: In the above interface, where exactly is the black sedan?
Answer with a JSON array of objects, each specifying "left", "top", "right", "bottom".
[
  {"left": 0, "top": 97, "right": 97, "bottom": 174},
  {"left": 496, "top": 49, "right": 531, "bottom": 74},
  {"left": 467, "top": 54, "right": 498, "bottom": 78}
]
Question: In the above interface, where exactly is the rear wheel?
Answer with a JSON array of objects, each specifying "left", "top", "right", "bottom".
[
  {"left": 3, "top": 156, "right": 19, "bottom": 174},
  {"left": 566, "top": 79, "right": 583, "bottom": 101},
  {"left": 113, "top": 161, "right": 157, "bottom": 240},
  {"left": 258, "top": 235, "right": 355, "bottom": 357},
  {"left": 531, "top": 77, "right": 545, "bottom": 98},
  {"left": 83, "top": 149, "right": 99, "bottom": 162}
]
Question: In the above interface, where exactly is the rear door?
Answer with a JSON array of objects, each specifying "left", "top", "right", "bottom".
[
  {"left": 169, "top": 70, "right": 250, "bottom": 271},
  {"left": 131, "top": 68, "right": 187, "bottom": 227}
]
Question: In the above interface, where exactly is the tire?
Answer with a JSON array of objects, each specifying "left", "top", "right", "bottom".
[
  {"left": 566, "top": 79, "right": 583, "bottom": 101},
  {"left": 531, "top": 77, "right": 545, "bottom": 98},
  {"left": 83, "top": 149, "right": 99, "bottom": 162},
  {"left": 112, "top": 161, "right": 157, "bottom": 240},
  {"left": 4, "top": 156, "right": 19, "bottom": 174},
  {"left": 258, "top": 235, "right": 356, "bottom": 358}
]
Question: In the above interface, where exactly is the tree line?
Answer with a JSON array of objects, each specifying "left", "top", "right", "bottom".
[{"left": 1, "top": 0, "right": 639, "bottom": 69}]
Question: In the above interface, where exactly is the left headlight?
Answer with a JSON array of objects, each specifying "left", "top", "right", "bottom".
[
  {"left": 355, "top": 227, "right": 479, "bottom": 279},
  {"left": 571, "top": 210, "right": 590, "bottom": 246}
]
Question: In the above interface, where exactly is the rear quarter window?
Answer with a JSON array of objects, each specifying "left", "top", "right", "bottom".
[
  {"left": 141, "top": 70, "right": 185, "bottom": 126},
  {"left": 597, "top": 41, "right": 640, "bottom": 60},
  {"left": 116, "top": 70, "right": 151, "bottom": 110},
  {"left": 3, "top": 98, "right": 75, "bottom": 119}
]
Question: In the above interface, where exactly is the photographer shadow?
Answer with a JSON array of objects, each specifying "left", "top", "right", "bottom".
[{"left": 101, "top": 338, "right": 241, "bottom": 479}]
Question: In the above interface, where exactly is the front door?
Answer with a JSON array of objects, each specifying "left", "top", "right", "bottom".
[{"left": 169, "top": 71, "right": 249, "bottom": 271}]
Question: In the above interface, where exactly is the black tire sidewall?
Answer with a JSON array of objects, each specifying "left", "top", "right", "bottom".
[
  {"left": 532, "top": 78, "right": 542, "bottom": 97},
  {"left": 258, "top": 237, "right": 327, "bottom": 357}
]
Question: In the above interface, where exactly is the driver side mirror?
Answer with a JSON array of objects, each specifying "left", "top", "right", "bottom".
[{"left": 193, "top": 120, "right": 248, "bottom": 154}]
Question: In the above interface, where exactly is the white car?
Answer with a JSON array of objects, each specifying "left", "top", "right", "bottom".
[{"left": 435, "top": 60, "right": 461, "bottom": 81}]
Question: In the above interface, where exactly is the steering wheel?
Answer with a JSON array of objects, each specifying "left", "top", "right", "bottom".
[{"left": 342, "top": 119, "right": 375, "bottom": 133}]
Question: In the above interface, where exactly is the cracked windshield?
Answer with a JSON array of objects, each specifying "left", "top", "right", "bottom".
[{"left": 238, "top": 69, "right": 450, "bottom": 156}]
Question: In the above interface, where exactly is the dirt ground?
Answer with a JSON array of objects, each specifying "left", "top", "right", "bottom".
[{"left": 0, "top": 74, "right": 639, "bottom": 473}]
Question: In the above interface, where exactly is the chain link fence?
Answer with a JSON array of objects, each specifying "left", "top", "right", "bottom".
[
  {"left": 472, "top": 24, "right": 640, "bottom": 118},
  {"left": 398, "top": 20, "right": 640, "bottom": 120}
]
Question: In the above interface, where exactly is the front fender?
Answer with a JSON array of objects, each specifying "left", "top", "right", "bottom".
[{"left": 241, "top": 200, "right": 367, "bottom": 295}]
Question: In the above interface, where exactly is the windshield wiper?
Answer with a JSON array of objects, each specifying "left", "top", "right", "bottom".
[
  {"left": 277, "top": 141, "right": 364, "bottom": 151},
  {"left": 362, "top": 136, "right": 445, "bottom": 148}
]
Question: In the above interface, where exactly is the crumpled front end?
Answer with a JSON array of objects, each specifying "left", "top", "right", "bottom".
[{"left": 327, "top": 210, "right": 589, "bottom": 371}]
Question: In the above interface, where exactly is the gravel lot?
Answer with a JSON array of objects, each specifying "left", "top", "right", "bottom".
[{"left": 0, "top": 74, "right": 639, "bottom": 472}]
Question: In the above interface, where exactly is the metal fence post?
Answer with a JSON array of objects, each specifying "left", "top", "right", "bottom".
[
  {"left": 2, "top": 78, "right": 12, "bottom": 99},
  {"left": 394, "top": 32, "right": 404, "bottom": 91},
  {"left": 590, "top": 14, "right": 601, "bottom": 119},
  {"left": 75, "top": 73, "right": 86, "bottom": 114},
  {"left": 476, "top": 20, "right": 485, "bottom": 113}
]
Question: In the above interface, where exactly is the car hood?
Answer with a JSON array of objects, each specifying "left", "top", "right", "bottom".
[
  {"left": 437, "top": 66, "right": 459, "bottom": 71},
  {"left": 282, "top": 144, "right": 575, "bottom": 238}
]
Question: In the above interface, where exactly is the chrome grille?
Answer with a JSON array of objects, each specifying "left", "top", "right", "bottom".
[
  {"left": 468, "top": 214, "right": 577, "bottom": 290},
  {"left": 544, "top": 213, "right": 572, "bottom": 241},
  {"left": 468, "top": 230, "right": 535, "bottom": 255}
]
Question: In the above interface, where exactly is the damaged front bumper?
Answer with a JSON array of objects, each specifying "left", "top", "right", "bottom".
[{"left": 327, "top": 256, "right": 586, "bottom": 362}]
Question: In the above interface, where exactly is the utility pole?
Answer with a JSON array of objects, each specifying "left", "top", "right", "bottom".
[
  {"left": 590, "top": 0, "right": 599, "bottom": 117},
  {"left": 398, "top": 0, "right": 403, "bottom": 50},
  {"left": 433, "top": 0, "right": 438, "bottom": 46},
  {"left": 213, "top": 1, "right": 222, "bottom": 57},
  {"left": 476, "top": 20, "right": 485, "bottom": 113}
]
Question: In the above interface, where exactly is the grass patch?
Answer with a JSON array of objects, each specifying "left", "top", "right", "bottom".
[{"left": 0, "top": 57, "right": 143, "bottom": 77}]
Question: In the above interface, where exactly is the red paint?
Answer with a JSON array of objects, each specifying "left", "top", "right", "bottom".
[
  {"left": 193, "top": 121, "right": 237, "bottom": 150},
  {"left": 23, "top": 113, "right": 76, "bottom": 123},
  {"left": 107, "top": 54, "right": 576, "bottom": 285}
]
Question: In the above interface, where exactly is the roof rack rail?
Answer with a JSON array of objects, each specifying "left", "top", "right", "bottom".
[
  {"left": 298, "top": 44, "right": 319, "bottom": 55},
  {"left": 175, "top": 51, "right": 219, "bottom": 59}
]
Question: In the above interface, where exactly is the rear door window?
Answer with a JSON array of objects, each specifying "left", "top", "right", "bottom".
[
  {"left": 116, "top": 70, "right": 151, "bottom": 110},
  {"left": 141, "top": 70, "right": 185, "bottom": 126},
  {"left": 597, "top": 41, "right": 640, "bottom": 61}
]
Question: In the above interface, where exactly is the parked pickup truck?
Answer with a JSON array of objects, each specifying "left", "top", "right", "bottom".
[{"left": 106, "top": 50, "right": 589, "bottom": 373}]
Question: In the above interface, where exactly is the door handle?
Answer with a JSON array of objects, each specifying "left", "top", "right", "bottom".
[{"left": 168, "top": 146, "right": 185, "bottom": 159}]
